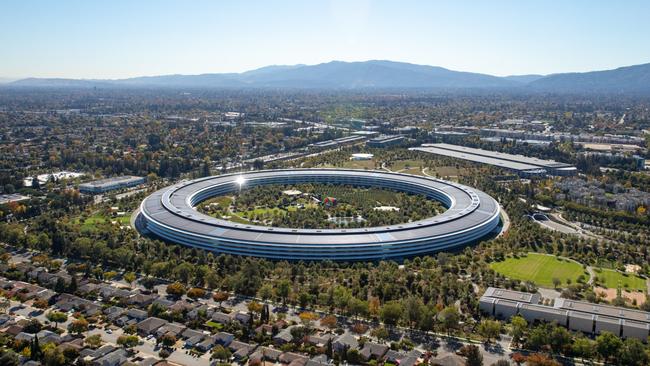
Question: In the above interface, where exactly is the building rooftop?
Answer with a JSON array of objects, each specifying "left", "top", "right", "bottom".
[{"left": 79, "top": 175, "right": 144, "bottom": 188}]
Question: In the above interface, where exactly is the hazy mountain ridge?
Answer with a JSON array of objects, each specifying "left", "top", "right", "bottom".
[{"left": 8, "top": 60, "right": 650, "bottom": 93}]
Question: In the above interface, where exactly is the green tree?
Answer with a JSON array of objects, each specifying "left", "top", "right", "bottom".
[
  {"left": 478, "top": 320, "right": 501, "bottom": 343},
  {"left": 46, "top": 311, "right": 68, "bottom": 330},
  {"left": 595, "top": 331, "right": 623, "bottom": 362},
  {"left": 618, "top": 338, "right": 648, "bottom": 366},
  {"left": 276, "top": 280, "right": 291, "bottom": 304},
  {"left": 549, "top": 326, "right": 571, "bottom": 354},
  {"left": 380, "top": 301, "right": 403, "bottom": 326},
  {"left": 67, "top": 317, "right": 89, "bottom": 335},
  {"left": 571, "top": 337, "right": 594, "bottom": 361},
  {"left": 509, "top": 316, "right": 527, "bottom": 347},
  {"left": 438, "top": 306, "right": 460, "bottom": 335},
  {"left": 211, "top": 345, "right": 232, "bottom": 361},
  {"left": 257, "top": 284, "right": 273, "bottom": 302},
  {"left": 123, "top": 272, "right": 136, "bottom": 288},
  {"left": 85, "top": 334, "right": 103, "bottom": 349},
  {"left": 117, "top": 335, "right": 140, "bottom": 349}
]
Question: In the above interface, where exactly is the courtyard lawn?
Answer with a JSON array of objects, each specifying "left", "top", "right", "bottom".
[
  {"left": 490, "top": 253, "right": 587, "bottom": 288},
  {"left": 594, "top": 268, "right": 647, "bottom": 291}
]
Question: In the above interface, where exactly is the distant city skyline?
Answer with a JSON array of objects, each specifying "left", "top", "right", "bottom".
[{"left": 2, "top": 0, "right": 650, "bottom": 79}]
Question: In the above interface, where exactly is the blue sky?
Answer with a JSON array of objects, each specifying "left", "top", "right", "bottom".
[{"left": 1, "top": 0, "right": 649, "bottom": 79}]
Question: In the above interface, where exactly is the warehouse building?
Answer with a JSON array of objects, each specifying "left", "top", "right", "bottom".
[
  {"left": 480, "top": 287, "right": 650, "bottom": 340},
  {"left": 411, "top": 143, "right": 577, "bottom": 177},
  {"left": 79, "top": 176, "right": 145, "bottom": 194}
]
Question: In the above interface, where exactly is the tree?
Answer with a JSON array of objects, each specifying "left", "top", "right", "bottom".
[
  {"left": 380, "top": 301, "right": 403, "bottom": 326},
  {"left": 478, "top": 320, "right": 501, "bottom": 343},
  {"left": 438, "top": 306, "right": 460, "bottom": 335},
  {"left": 571, "top": 337, "right": 594, "bottom": 361},
  {"left": 552, "top": 277, "right": 561, "bottom": 289},
  {"left": 346, "top": 348, "right": 361, "bottom": 364},
  {"left": 525, "top": 353, "right": 561, "bottom": 366},
  {"left": 460, "top": 345, "right": 483, "bottom": 366},
  {"left": 213, "top": 291, "right": 229, "bottom": 308},
  {"left": 41, "top": 343, "right": 66, "bottom": 366},
  {"left": 46, "top": 311, "right": 68, "bottom": 330},
  {"left": 123, "top": 272, "right": 136, "bottom": 288},
  {"left": 549, "top": 326, "right": 571, "bottom": 354},
  {"left": 595, "top": 331, "right": 623, "bottom": 362},
  {"left": 30, "top": 334, "right": 41, "bottom": 361},
  {"left": 85, "top": 334, "right": 103, "bottom": 348},
  {"left": 276, "top": 279, "right": 291, "bottom": 304},
  {"left": 298, "top": 291, "right": 312, "bottom": 308},
  {"left": 402, "top": 296, "right": 424, "bottom": 328},
  {"left": 161, "top": 334, "right": 177, "bottom": 349},
  {"left": 298, "top": 311, "right": 319, "bottom": 327},
  {"left": 158, "top": 349, "right": 170, "bottom": 359},
  {"left": 23, "top": 319, "right": 43, "bottom": 333},
  {"left": 0, "top": 349, "right": 19, "bottom": 366},
  {"left": 166, "top": 282, "right": 186, "bottom": 299},
  {"left": 117, "top": 335, "right": 140, "bottom": 349},
  {"left": 248, "top": 301, "right": 263, "bottom": 320},
  {"left": 257, "top": 284, "right": 273, "bottom": 302},
  {"left": 511, "top": 352, "right": 526, "bottom": 366},
  {"left": 187, "top": 287, "right": 206, "bottom": 300},
  {"left": 33, "top": 299, "right": 49, "bottom": 310},
  {"left": 509, "top": 316, "right": 527, "bottom": 347},
  {"left": 320, "top": 315, "right": 337, "bottom": 331},
  {"left": 527, "top": 324, "right": 550, "bottom": 350},
  {"left": 618, "top": 338, "right": 648, "bottom": 366},
  {"left": 347, "top": 298, "right": 368, "bottom": 319},
  {"left": 68, "top": 318, "right": 89, "bottom": 335},
  {"left": 211, "top": 345, "right": 232, "bottom": 361}
]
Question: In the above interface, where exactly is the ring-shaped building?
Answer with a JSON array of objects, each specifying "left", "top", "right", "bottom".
[{"left": 139, "top": 169, "right": 500, "bottom": 261}]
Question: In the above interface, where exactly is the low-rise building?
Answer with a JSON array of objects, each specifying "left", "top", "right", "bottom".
[
  {"left": 79, "top": 176, "right": 145, "bottom": 194},
  {"left": 480, "top": 287, "right": 650, "bottom": 340}
]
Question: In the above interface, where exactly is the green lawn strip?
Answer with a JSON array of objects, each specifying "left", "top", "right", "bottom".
[
  {"left": 593, "top": 268, "right": 647, "bottom": 291},
  {"left": 490, "top": 253, "right": 587, "bottom": 288}
]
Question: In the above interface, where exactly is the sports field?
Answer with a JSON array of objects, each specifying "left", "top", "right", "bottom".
[
  {"left": 490, "top": 253, "right": 587, "bottom": 288},
  {"left": 594, "top": 268, "right": 647, "bottom": 291}
]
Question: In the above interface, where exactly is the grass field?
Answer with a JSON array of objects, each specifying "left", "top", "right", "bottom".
[
  {"left": 76, "top": 212, "right": 131, "bottom": 231},
  {"left": 339, "top": 159, "right": 377, "bottom": 170},
  {"left": 427, "top": 166, "right": 462, "bottom": 177},
  {"left": 594, "top": 268, "right": 647, "bottom": 291},
  {"left": 490, "top": 253, "right": 587, "bottom": 288},
  {"left": 389, "top": 159, "right": 426, "bottom": 172}
]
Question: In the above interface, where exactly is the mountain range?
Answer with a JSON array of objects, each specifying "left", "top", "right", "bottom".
[{"left": 6, "top": 60, "right": 650, "bottom": 94}]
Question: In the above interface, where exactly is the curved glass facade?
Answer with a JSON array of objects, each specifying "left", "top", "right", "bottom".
[{"left": 139, "top": 169, "right": 501, "bottom": 261}]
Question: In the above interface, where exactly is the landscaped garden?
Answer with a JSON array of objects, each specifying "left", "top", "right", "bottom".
[{"left": 196, "top": 183, "right": 445, "bottom": 229}]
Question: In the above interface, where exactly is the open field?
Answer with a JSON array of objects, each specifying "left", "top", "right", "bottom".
[
  {"left": 339, "top": 159, "right": 377, "bottom": 170},
  {"left": 389, "top": 159, "right": 426, "bottom": 172},
  {"left": 490, "top": 253, "right": 588, "bottom": 288},
  {"left": 76, "top": 211, "right": 131, "bottom": 231},
  {"left": 593, "top": 268, "right": 647, "bottom": 291},
  {"left": 427, "top": 166, "right": 462, "bottom": 177}
]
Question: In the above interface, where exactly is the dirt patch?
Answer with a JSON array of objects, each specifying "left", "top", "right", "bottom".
[{"left": 594, "top": 286, "right": 646, "bottom": 305}]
